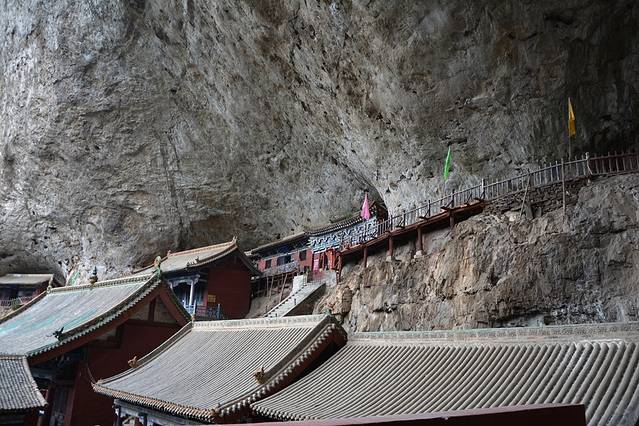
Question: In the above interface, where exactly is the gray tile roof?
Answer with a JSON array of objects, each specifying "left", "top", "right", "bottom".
[
  {"left": 249, "top": 232, "right": 309, "bottom": 255},
  {"left": 0, "top": 274, "right": 53, "bottom": 286},
  {"left": 253, "top": 322, "right": 639, "bottom": 426},
  {"left": 135, "top": 240, "right": 260, "bottom": 276},
  {"left": 306, "top": 215, "right": 363, "bottom": 236},
  {"left": 0, "top": 274, "right": 185, "bottom": 357},
  {"left": 94, "top": 315, "right": 346, "bottom": 422},
  {"left": 0, "top": 355, "right": 46, "bottom": 412}
]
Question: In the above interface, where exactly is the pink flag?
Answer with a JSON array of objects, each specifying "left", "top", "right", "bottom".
[{"left": 360, "top": 193, "right": 371, "bottom": 220}]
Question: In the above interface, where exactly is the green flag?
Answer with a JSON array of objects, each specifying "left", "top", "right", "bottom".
[{"left": 443, "top": 147, "right": 452, "bottom": 180}]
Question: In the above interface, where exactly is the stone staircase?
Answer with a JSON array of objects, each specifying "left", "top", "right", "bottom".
[{"left": 264, "top": 273, "right": 333, "bottom": 318}]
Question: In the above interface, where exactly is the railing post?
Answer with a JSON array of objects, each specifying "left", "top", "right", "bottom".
[
  {"left": 528, "top": 170, "right": 533, "bottom": 188},
  {"left": 608, "top": 152, "right": 612, "bottom": 173},
  {"left": 480, "top": 179, "right": 485, "bottom": 199},
  {"left": 585, "top": 152, "right": 592, "bottom": 177},
  {"left": 561, "top": 158, "right": 566, "bottom": 216}
]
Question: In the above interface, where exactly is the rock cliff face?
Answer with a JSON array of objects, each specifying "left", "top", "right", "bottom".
[
  {"left": 0, "top": 0, "right": 638, "bottom": 281},
  {"left": 319, "top": 174, "right": 639, "bottom": 331}
]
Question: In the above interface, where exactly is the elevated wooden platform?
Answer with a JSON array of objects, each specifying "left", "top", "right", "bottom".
[{"left": 337, "top": 200, "right": 486, "bottom": 270}]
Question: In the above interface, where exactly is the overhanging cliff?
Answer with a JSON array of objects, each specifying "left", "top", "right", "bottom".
[{"left": 1, "top": 0, "right": 637, "bottom": 282}]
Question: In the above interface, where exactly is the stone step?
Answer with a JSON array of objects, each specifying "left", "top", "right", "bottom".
[{"left": 264, "top": 280, "right": 326, "bottom": 318}]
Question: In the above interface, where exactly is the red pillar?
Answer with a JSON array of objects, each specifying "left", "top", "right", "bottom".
[
  {"left": 387, "top": 237, "right": 394, "bottom": 260},
  {"left": 416, "top": 227, "right": 423, "bottom": 253}
]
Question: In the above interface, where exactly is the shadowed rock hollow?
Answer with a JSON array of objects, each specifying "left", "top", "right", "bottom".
[{"left": 0, "top": 0, "right": 637, "bottom": 281}]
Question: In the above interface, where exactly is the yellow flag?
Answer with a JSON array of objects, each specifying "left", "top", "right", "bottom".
[{"left": 568, "top": 98, "right": 576, "bottom": 138}]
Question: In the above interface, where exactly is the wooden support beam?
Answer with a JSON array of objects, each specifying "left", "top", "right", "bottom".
[
  {"left": 363, "top": 246, "right": 368, "bottom": 268},
  {"left": 416, "top": 227, "right": 423, "bottom": 255},
  {"left": 449, "top": 213, "right": 456, "bottom": 229},
  {"left": 387, "top": 237, "right": 394, "bottom": 261},
  {"left": 278, "top": 273, "right": 287, "bottom": 303}
]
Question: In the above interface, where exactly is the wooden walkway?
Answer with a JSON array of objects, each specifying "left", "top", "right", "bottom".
[{"left": 337, "top": 151, "right": 639, "bottom": 271}]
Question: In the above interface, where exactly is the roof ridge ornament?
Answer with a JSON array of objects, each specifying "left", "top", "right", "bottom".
[
  {"left": 153, "top": 256, "right": 162, "bottom": 278},
  {"left": 52, "top": 327, "right": 64, "bottom": 341},
  {"left": 127, "top": 356, "right": 139, "bottom": 368},
  {"left": 89, "top": 267, "right": 98, "bottom": 285},
  {"left": 253, "top": 366, "right": 266, "bottom": 384}
]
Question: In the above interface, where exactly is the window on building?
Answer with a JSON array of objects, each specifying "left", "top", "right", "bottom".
[
  {"left": 299, "top": 250, "right": 307, "bottom": 261},
  {"left": 265, "top": 259, "right": 272, "bottom": 269},
  {"left": 277, "top": 256, "right": 286, "bottom": 266},
  {"left": 284, "top": 254, "right": 292, "bottom": 264}
]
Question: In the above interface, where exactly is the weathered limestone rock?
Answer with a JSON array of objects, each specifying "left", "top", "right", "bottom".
[
  {"left": 0, "top": 1, "right": 638, "bottom": 282},
  {"left": 318, "top": 174, "right": 639, "bottom": 331}
]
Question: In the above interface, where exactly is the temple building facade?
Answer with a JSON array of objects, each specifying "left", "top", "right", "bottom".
[
  {"left": 248, "top": 232, "right": 312, "bottom": 277},
  {"left": 308, "top": 200, "right": 387, "bottom": 271},
  {"left": 0, "top": 273, "right": 189, "bottom": 426}
]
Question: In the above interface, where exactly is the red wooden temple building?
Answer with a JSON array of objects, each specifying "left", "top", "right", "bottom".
[
  {"left": 247, "top": 233, "right": 312, "bottom": 298},
  {"left": 136, "top": 239, "right": 261, "bottom": 320},
  {"left": 0, "top": 273, "right": 189, "bottom": 426},
  {"left": 247, "top": 201, "right": 388, "bottom": 298}
]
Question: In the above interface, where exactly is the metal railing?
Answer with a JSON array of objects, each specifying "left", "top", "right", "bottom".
[
  {"left": 184, "top": 302, "right": 224, "bottom": 320},
  {"left": 0, "top": 296, "right": 35, "bottom": 309},
  {"left": 340, "top": 151, "right": 639, "bottom": 249}
]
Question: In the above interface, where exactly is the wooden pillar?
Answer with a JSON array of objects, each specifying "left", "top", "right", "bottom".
[
  {"left": 415, "top": 227, "right": 423, "bottom": 257},
  {"left": 363, "top": 246, "right": 368, "bottom": 267},
  {"left": 337, "top": 255, "right": 343, "bottom": 283},
  {"left": 561, "top": 158, "right": 566, "bottom": 216},
  {"left": 188, "top": 280, "right": 195, "bottom": 307},
  {"left": 449, "top": 213, "right": 455, "bottom": 229},
  {"left": 115, "top": 407, "right": 123, "bottom": 426},
  {"left": 386, "top": 237, "right": 394, "bottom": 262},
  {"left": 37, "top": 384, "right": 55, "bottom": 426}
]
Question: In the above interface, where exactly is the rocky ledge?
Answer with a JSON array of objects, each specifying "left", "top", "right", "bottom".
[{"left": 317, "top": 174, "right": 639, "bottom": 331}]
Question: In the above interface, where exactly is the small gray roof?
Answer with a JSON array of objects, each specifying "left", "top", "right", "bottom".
[
  {"left": 253, "top": 322, "right": 639, "bottom": 426},
  {"left": 0, "top": 274, "right": 186, "bottom": 357},
  {"left": 0, "top": 355, "right": 47, "bottom": 412},
  {"left": 94, "top": 315, "right": 346, "bottom": 422},
  {"left": 248, "top": 232, "right": 309, "bottom": 255},
  {"left": 0, "top": 274, "right": 53, "bottom": 286},
  {"left": 135, "top": 240, "right": 260, "bottom": 276}
]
